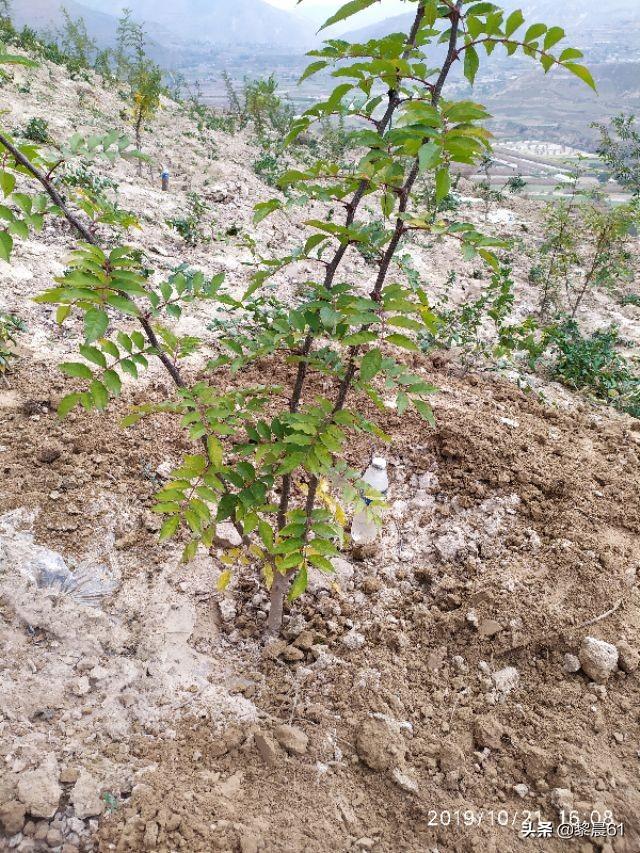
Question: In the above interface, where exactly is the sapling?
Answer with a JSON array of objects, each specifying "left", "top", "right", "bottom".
[{"left": 0, "top": 1, "right": 595, "bottom": 636}]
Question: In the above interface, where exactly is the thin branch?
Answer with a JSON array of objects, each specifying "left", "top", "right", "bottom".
[{"left": 0, "top": 131, "right": 185, "bottom": 388}]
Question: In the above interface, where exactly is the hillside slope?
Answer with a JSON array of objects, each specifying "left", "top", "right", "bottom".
[{"left": 0, "top": 47, "right": 639, "bottom": 853}]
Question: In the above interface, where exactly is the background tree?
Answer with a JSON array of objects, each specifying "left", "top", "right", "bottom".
[
  {"left": 58, "top": 7, "right": 96, "bottom": 67},
  {"left": 593, "top": 113, "right": 640, "bottom": 198}
]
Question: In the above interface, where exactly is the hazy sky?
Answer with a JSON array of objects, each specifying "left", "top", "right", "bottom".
[{"left": 265, "top": 0, "right": 410, "bottom": 27}]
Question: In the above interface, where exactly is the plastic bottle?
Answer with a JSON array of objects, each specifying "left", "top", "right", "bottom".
[
  {"left": 351, "top": 456, "right": 389, "bottom": 546},
  {"left": 161, "top": 168, "right": 170, "bottom": 191}
]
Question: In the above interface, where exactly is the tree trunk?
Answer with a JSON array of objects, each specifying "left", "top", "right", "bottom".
[{"left": 266, "top": 572, "right": 291, "bottom": 637}]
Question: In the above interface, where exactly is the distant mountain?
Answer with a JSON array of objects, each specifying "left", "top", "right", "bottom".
[
  {"left": 8, "top": 0, "right": 188, "bottom": 67},
  {"left": 9, "top": 0, "right": 120, "bottom": 44},
  {"left": 345, "top": 0, "right": 640, "bottom": 45},
  {"left": 77, "top": 0, "right": 314, "bottom": 48}
]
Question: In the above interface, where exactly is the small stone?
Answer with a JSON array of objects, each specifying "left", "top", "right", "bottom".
[
  {"left": 218, "top": 599, "right": 237, "bottom": 623},
  {"left": 293, "top": 630, "right": 315, "bottom": 651},
  {"left": 74, "top": 677, "right": 90, "bottom": 696},
  {"left": 283, "top": 645, "right": 305, "bottom": 662},
  {"left": 274, "top": 724, "right": 308, "bottom": 756},
  {"left": 254, "top": 732, "right": 282, "bottom": 768},
  {"left": 17, "top": 755, "right": 61, "bottom": 818},
  {"left": 341, "top": 629, "right": 365, "bottom": 650},
  {"left": 70, "top": 770, "right": 104, "bottom": 819},
  {"left": 355, "top": 718, "right": 405, "bottom": 772},
  {"left": 391, "top": 767, "right": 418, "bottom": 793},
  {"left": 214, "top": 521, "right": 243, "bottom": 548},
  {"left": 261, "top": 639, "right": 287, "bottom": 660},
  {"left": 513, "top": 784, "right": 529, "bottom": 798},
  {"left": 617, "top": 640, "right": 639, "bottom": 674},
  {"left": 478, "top": 619, "right": 503, "bottom": 637},
  {"left": 143, "top": 820, "right": 159, "bottom": 850},
  {"left": 550, "top": 788, "right": 573, "bottom": 812},
  {"left": 491, "top": 666, "right": 520, "bottom": 696},
  {"left": 46, "top": 828, "right": 63, "bottom": 846},
  {"left": 36, "top": 444, "right": 62, "bottom": 464},
  {"left": 579, "top": 637, "right": 618, "bottom": 683},
  {"left": 563, "top": 654, "right": 581, "bottom": 674},
  {"left": 0, "top": 801, "right": 26, "bottom": 835},
  {"left": 473, "top": 716, "right": 504, "bottom": 750}
]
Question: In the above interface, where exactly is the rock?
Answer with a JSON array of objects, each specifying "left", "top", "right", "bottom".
[
  {"left": 491, "top": 666, "right": 520, "bottom": 696},
  {"left": 143, "top": 820, "right": 159, "bottom": 850},
  {"left": 341, "top": 629, "right": 365, "bottom": 650},
  {"left": 355, "top": 718, "right": 405, "bottom": 772},
  {"left": 213, "top": 522, "right": 242, "bottom": 548},
  {"left": 521, "top": 745, "right": 553, "bottom": 782},
  {"left": 261, "top": 639, "right": 287, "bottom": 660},
  {"left": 0, "top": 801, "right": 26, "bottom": 835},
  {"left": 17, "top": 755, "right": 61, "bottom": 819},
  {"left": 617, "top": 640, "right": 639, "bottom": 674},
  {"left": 218, "top": 599, "right": 237, "bottom": 623},
  {"left": 308, "top": 557, "right": 354, "bottom": 592},
  {"left": 254, "top": 732, "right": 283, "bottom": 768},
  {"left": 283, "top": 645, "right": 305, "bottom": 662},
  {"left": 46, "top": 828, "right": 63, "bottom": 846},
  {"left": 513, "top": 784, "right": 529, "bottom": 798},
  {"left": 550, "top": 788, "right": 573, "bottom": 812},
  {"left": 579, "top": 637, "right": 618, "bottom": 683},
  {"left": 391, "top": 767, "right": 418, "bottom": 794},
  {"left": 36, "top": 444, "right": 62, "bottom": 463},
  {"left": 472, "top": 716, "right": 504, "bottom": 750},
  {"left": 438, "top": 742, "right": 464, "bottom": 773},
  {"left": 478, "top": 619, "right": 503, "bottom": 637},
  {"left": 274, "top": 725, "right": 308, "bottom": 756},
  {"left": 293, "top": 630, "right": 315, "bottom": 651},
  {"left": 563, "top": 654, "right": 581, "bottom": 674},
  {"left": 70, "top": 770, "right": 104, "bottom": 819}
]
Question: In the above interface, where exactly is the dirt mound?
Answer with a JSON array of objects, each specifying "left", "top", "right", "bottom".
[{"left": 68, "top": 369, "right": 638, "bottom": 853}]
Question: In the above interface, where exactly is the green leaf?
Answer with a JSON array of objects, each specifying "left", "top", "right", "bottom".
[
  {"left": 56, "top": 305, "right": 71, "bottom": 325},
  {"left": 319, "top": 0, "right": 379, "bottom": 31},
  {"left": 504, "top": 9, "right": 524, "bottom": 36},
  {"left": 79, "top": 344, "right": 107, "bottom": 368},
  {"left": 287, "top": 566, "right": 308, "bottom": 602},
  {"left": 418, "top": 140, "right": 441, "bottom": 172},
  {"left": 159, "top": 516, "right": 179, "bottom": 541},
  {"left": 84, "top": 309, "right": 109, "bottom": 344},
  {"left": 0, "top": 171, "right": 16, "bottom": 197},
  {"left": 60, "top": 361, "right": 93, "bottom": 380},
  {"left": 463, "top": 45, "right": 480, "bottom": 85},
  {"left": 57, "top": 392, "right": 81, "bottom": 418},
  {"left": 106, "top": 294, "right": 139, "bottom": 316},
  {"left": 217, "top": 569, "right": 232, "bottom": 591},
  {"left": 90, "top": 380, "right": 109, "bottom": 410},
  {"left": 308, "top": 554, "right": 335, "bottom": 574},
  {"left": 435, "top": 168, "right": 451, "bottom": 203},
  {"left": 0, "top": 230, "right": 13, "bottom": 262},
  {"left": 543, "top": 26, "right": 565, "bottom": 50},
  {"left": 564, "top": 62, "right": 596, "bottom": 91},
  {"left": 103, "top": 369, "right": 122, "bottom": 395},
  {"left": 360, "top": 348, "right": 382, "bottom": 382},
  {"left": 524, "top": 23, "right": 547, "bottom": 43},
  {"left": 414, "top": 399, "right": 436, "bottom": 426},
  {"left": 386, "top": 333, "right": 419, "bottom": 352}
]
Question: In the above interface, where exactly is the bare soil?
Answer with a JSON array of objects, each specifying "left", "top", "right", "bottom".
[{"left": 0, "top": 48, "right": 639, "bottom": 853}]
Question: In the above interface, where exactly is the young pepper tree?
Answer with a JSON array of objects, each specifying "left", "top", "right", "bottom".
[{"left": 1, "top": 1, "right": 593, "bottom": 637}]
